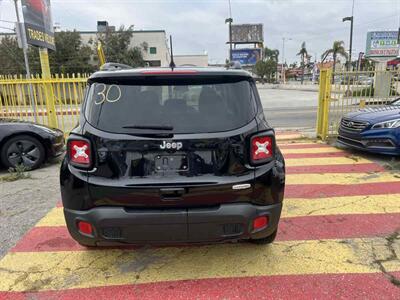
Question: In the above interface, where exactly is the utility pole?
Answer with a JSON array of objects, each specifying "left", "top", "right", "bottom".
[
  {"left": 14, "top": 0, "right": 31, "bottom": 80},
  {"left": 281, "top": 37, "right": 291, "bottom": 84},
  {"left": 14, "top": 0, "right": 36, "bottom": 122},
  {"left": 225, "top": 0, "right": 233, "bottom": 62},
  {"left": 228, "top": 19, "right": 233, "bottom": 61},
  {"left": 343, "top": 0, "right": 355, "bottom": 71}
]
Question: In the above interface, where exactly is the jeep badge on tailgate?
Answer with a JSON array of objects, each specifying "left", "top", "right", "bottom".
[{"left": 160, "top": 141, "right": 183, "bottom": 150}]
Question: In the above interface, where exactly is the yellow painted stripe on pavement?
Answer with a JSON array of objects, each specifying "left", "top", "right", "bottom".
[
  {"left": 277, "top": 142, "right": 325, "bottom": 146},
  {"left": 276, "top": 134, "right": 303, "bottom": 141},
  {"left": 278, "top": 141, "right": 330, "bottom": 146},
  {"left": 36, "top": 207, "right": 66, "bottom": 227},
  {"left": 281, "top": 147, "right": 344, "bottom": 154},
  {"left": 285, "top": 156, "right": 372, "bottom": 166},
  {"left": 36, "top": 194, "right": 400, "bottom": 227},
  {"left": 283, "top": 194, "right": 400, "bottom": 218},
  {"left": 0, "top": 237, "right": 398, "bottom": 292},
  {"left": 286, "top": 172, "right": 400, "bottom": 185}
]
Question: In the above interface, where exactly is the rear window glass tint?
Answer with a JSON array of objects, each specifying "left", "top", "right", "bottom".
[{"left": 85, "top": 77, "right": 256, "bottom": 134}]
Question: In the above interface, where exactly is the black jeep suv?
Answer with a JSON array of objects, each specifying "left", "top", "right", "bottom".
[{"left": 60, "top": 66, "right": 285, "bottom": 246}]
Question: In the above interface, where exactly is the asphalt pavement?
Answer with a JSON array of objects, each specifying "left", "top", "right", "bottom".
[{"left": 257, "top": 86, "right": 318, "bottom": 130}]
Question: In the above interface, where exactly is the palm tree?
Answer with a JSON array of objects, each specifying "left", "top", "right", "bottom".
[
  {"left": 321, "top": 41, "right": 348, "bottom": 75},
  {"left": 297, "top": 42, "right": 308, "bottom": 84},
  {"left": 263, "top": 47, "right": 279, "bottom": 62}
]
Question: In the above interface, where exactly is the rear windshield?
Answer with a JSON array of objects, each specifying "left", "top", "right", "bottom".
[{"left": 84, "top": 77, "right": 256, "bottom": 134}]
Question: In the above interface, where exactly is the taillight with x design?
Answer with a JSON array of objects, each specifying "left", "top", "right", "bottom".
[
  {"left": 68, "top": 139, "right": 92, "bottom": 168},
  {"left": 250, "top": 135, "right": 274, "bottom": 164}
]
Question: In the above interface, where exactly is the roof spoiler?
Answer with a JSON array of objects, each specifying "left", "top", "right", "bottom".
[{"left": 100, "top": 62, "right": 133, "bottom": 71}]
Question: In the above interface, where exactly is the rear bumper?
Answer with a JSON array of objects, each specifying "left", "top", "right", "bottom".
[{"left": 64, "top": 202, "right": 282, "bottom": 246}]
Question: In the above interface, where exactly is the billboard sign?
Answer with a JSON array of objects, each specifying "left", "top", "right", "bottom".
[
  {"left": 231, "top": 48, "right": 261, "bottom": 65},
  {"left": 231, "top": 24, "right": 263, "bottom": 43},
  {"left": 365, "top": 31, "right": 398, "bottom": 58},
  {"left": 22, "top": 0, "right": 55, "bottom": 50}
]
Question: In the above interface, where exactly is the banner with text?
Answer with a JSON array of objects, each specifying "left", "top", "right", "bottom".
[
  {"left": 22, "top": 0, "right": 55, "bottom": 50},
  {"left": 231, "top": 48, "right": 261, "bottom": 65},
  {"left": 365, "top": 31, "right": 398, "bottom": 58}
]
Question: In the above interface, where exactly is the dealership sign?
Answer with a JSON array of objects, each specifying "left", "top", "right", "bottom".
[
  {"left": 231, "top": 49, "right": 261, "bottom": 65},
  {"left": 22, "top": 0, "right": 55, "bottom": 50},
  {"left": 365, "top": 31, "right": 398, "bottom": 58}
]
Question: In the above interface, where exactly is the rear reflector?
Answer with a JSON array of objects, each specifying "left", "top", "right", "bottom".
[
  {"left": 253, "top": 216, "right": 268, "bottom": 230},
  {"left": 68, "top": 139, "right": 91, "bottom": 167},
  {"left": 78, "top": 221, "right": 93, "bottom": 235}
]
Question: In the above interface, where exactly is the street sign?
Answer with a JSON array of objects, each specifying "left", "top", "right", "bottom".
[
  {"left": 365, "top": 31, "right": 398, "bottom": 58},
  {"left": 22, "top": 0, "right": 56, "bottom": 50}
]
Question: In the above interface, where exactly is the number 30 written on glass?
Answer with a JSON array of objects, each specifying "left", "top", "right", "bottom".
[{"left": 94, "top": 84, "right": 122, "bottom": 105}]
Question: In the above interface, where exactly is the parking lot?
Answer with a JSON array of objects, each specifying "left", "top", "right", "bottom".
[{"left": 0, "top": 131, "right": 399, "bottom": 299}]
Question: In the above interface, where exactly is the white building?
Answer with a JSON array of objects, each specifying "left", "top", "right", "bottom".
[
  {"left": 80, "top": 21, "right": 171, "bottom": 67},
  {"left": 174, "top": 54, "right": 209, "bottom": 67},
  {"left": 81, "top": 22, "right": 209, "bottom": 67}
]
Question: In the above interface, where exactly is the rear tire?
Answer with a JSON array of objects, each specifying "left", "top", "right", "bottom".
[
  {"left": 0, "top": 135, "right": 45, "bottom": 170},
  {"left": 249, "top": 229, "right": 278, "bottom": 245}
]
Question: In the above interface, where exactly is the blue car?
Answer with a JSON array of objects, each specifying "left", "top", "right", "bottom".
[{"left": 337, "top": 98, "right": 400, "bottom": 155}]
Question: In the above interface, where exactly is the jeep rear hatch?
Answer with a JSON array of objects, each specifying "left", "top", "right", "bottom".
[{"left": 82, "top": 75, "right": 262, "bottom": 207}]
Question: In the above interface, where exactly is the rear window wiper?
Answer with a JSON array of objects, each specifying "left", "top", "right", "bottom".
[{"left": 122, "top": 125, "right": 174, "bottom": 131}]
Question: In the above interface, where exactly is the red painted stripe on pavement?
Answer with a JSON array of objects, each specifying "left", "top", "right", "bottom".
[
  {"left": 11, "top": 213, "right": 400, "bottom": 252},
  {"left": 278, "top": 213, "right": 400, "bottom": 241},
  {"left": 285, "top": 181, "right": 400, "bottom": 198},
  {"left": 278, "top": 143, "right": 330, "bottom": 149},
  {"left": 1, "top": 272, "right": 399, "bottom": 299},
  {"left": 11, "top": 226, "right": 84, "bottom": 252},
  {"left": 283, "top": 151, "right": 347, "bottom": 159},
  {"left": 10, "top": 226, "right": 139, "bottom": 253},
  {"left": 286, "top": 163, "right": 385, "bottom": 174}
]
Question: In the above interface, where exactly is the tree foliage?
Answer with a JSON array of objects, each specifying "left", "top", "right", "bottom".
[
  {"left": 321, "top": 41, "right": 348, "bottom": 62},
  {"left": 0, "top": 25, "right": 146, "bottom": 75},
  {"left": 321, "top": 40, "right": 348, "bottom": 80},
  {"left": 0, "top": 31, "right": 94, "bottom": 75},
  {"left": 0, "top": 35, "right": 29, "bottom": 75},
  {"left": 263, "top": 48, "right": 279, "bottom": 62},
  {"left": 253, "top": 47, "right": 279, "bottom": 82},
  {"left": 98, "top": 25, "right": 144, "bottom": 67},
  {"left": 49, "top": 30, "right": 95, "bottom": 74},
  {"left": 297, "top": 42, "right": 308, "bottom": 84}
]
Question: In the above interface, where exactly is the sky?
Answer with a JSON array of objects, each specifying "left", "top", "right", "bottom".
[{"left": 0, "top": 0, "right": 399, "bottom": 64}]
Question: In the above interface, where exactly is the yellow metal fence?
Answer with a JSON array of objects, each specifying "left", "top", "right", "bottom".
[
  {"left": 317, "top": 68, "right": 400, "bottom": 139},
  {"left": 0, "top": 74, "right": 89, "bottom": 134}
]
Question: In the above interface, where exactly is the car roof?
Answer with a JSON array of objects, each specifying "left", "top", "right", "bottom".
[{"left": 89, "top": 66, "right": 253, "bottom": 81}]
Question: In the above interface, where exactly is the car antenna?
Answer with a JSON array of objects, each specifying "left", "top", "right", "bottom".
[{"left": 169, "top": 35, "right": 176, "bottom": 70}]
